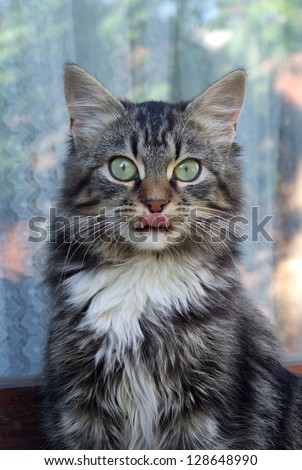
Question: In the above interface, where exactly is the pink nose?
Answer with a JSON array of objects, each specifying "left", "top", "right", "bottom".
[{"left": 145, "top": 199, "right": 167, "bottom": 213}]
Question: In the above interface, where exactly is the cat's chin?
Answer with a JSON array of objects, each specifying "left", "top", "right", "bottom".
[{"left": 128, "top": 227, "right": 185, "bottom": 252}]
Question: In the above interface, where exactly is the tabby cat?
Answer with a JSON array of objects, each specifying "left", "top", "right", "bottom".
[{"left": 43, "top": 64, "right": 302, "bottom": 449}]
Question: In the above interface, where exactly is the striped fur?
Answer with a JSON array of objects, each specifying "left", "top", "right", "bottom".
[{"left": 43, "top": 65, "right": 302, "bottom": 449}]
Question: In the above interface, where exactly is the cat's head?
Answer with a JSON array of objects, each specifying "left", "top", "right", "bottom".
[{"left": 61, "top": 64, "right": 246, "bottom": 261}]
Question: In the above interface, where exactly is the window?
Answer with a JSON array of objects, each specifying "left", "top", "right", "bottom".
[{"left": 1, "top": 0, "right": 302, "bottom": 377}]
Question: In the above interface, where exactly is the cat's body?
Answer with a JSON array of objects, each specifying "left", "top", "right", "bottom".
[{"left": 43, "top": 65, "right": 302, "bottom": 449}]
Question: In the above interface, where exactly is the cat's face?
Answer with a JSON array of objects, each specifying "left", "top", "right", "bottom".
[{"left": 62, "top": 65, "right": 245, "bottom": 259}]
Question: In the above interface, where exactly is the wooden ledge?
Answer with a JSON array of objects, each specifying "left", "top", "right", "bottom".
[
  {"left": 0, "top": 377, "right": 47, "bottom": 450},
  {"left": 286, "top": 364, "right": 302, "bottom": 376}
]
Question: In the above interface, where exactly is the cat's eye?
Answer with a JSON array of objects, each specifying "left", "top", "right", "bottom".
[
  {"left": 109, "top": 157, "right": 138, "bottom": 182},
  {"left": 173, "top": 159, "right": 201, "bottom": 182}
]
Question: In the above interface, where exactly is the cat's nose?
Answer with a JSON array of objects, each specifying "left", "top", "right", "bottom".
[{"left": 144, "top": 199, "right": 168, "bottom": 213}]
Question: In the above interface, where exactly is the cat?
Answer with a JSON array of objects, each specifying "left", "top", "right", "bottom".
[{"left": 43, "top": 64, "right": 302, "bottom": 449}]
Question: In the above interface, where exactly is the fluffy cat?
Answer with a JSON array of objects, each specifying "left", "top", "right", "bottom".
[{"left": 43, "top": 64, "right": 302, "bottom": 449}]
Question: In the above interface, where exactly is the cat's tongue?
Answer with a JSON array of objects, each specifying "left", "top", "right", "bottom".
[{"left": 139, "top": 213, "right": 170, "bottom": 229}]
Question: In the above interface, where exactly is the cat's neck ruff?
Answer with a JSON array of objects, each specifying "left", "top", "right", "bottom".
[{"left": 65, "top": 253, "right": 222, "bottom": 359}]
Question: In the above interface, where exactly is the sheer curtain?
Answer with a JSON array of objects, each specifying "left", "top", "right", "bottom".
[{"left": 1, "top": 0, "right": 302, "bottom": 376}]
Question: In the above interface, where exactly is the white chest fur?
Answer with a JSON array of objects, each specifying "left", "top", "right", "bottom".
[
  {"left": 65, "top": 254, "right": 212, "bottom": 448},
  {"left": 66, "top": 255, "right": 211, "bottom": 353}
]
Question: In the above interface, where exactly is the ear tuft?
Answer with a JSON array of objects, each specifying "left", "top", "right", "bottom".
[
  {"left": 64, "top": 64, "right": 124, "bottom": 148},
  {"left": 186, "top": 70, "right": 246, "bottom": 152}
]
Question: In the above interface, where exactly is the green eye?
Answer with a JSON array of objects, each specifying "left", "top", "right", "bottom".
[
  {"left": 173, "top": 159, "right": 201, "bottom": 182},
  {"left": 109, "top": 157, "right": 138, "bottom": 181}
]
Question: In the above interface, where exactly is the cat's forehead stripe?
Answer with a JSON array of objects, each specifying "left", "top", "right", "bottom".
[
  {"left": 134, "top": 102, "right": 177, "bottom": 147},
  {"left": 175, "top": 138, "right": 182, "bottom": 160},
  {"left": 130, "top": 132, "right": 138, "bottom": 158}
]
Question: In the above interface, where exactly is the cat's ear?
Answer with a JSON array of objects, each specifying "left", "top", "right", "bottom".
[
  {"left": 185, "top": 70, "right": 246, "bottom": 153},
  {"left": 64, "top": 64, "right": 124, "bottom": 148}
]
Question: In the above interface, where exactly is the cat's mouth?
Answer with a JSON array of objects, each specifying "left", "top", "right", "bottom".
[{"left": 134, "top": 213, "right": 171, "bottom": 232}]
